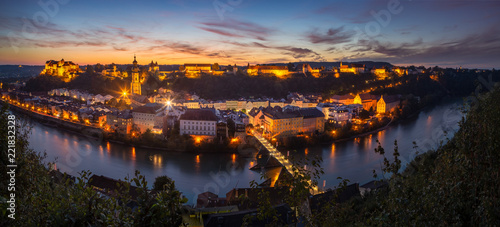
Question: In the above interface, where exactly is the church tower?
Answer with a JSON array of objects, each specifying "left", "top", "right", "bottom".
[{"left": 131, "top": 55, "right": 141, "bottom": 95}]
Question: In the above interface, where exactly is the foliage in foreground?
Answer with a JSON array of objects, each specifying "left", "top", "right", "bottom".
[
  {"left": 248, "top": 85, "right": 500, "bottom": 226},
  {"left": 324, "top": 85, "right": 500, "bottom": 226},
  {"left": 0, "top": 103, "right": 186, "bottom": 226}
]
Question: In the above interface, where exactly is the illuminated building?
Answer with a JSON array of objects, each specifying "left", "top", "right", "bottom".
[
  {"left": 376, "top": 95, "right": 400, "bottom": 114},
  {"left": 132, "top": 103, "right": 163, "bottom": 133},
  {"left": 371, "top": 67, "right": 389, "bottom": 80},
  {"left": 331, "top": 94, "right": 354, "bottom": 105},
  {"left": 41, "top": 59, "right": 81, "bottom": 81},
  {"left": 182, "top": 63, "right": 212, "bottom": 78},
  {"left": 101, "top": 63, "right": 126, "bottom": 78},
  {"left": 339, "top": 62, "right": 365, "bottom": 74},
  {"left": 353, "top": 93, "right": 378, "bottom": 111},
  {"left": 106, "top": 111, "right": 133, "bottom": 135},
  {"left": 149, "top": 60, "right": 159, "bottom": 72},
  {"left": 246, "top": 65, "right": 290, "bottom": 78},
  {"left": 184, "top": 63, "right": 212, "bottom": 72},
  {"left": 295, "top": 63, "right": 321, "bottom": 77},
  {"left": 392, "top": 66, "right": 407, "bottom": 76},
  {"left": 130, "top": 55, "right": 141, "bottom": 95},
  {"left": 262, "top": 108, "right": 324, "bottom": 138},
  {"left": 179, "top": 109, "right": 218, "bottom": 138}
]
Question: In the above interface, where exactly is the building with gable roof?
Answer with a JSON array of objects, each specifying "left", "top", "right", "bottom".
[{"left": 179, "top": 109, "right": 218, "bottom": 138}]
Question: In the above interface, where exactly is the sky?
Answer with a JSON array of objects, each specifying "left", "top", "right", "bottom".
[{"left": 0, "top": 0, "right": 499, "bottom": 68}]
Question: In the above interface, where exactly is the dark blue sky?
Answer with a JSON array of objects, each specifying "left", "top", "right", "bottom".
[{"left": 1, "top": 0, "right": 499, "bottom": 68}]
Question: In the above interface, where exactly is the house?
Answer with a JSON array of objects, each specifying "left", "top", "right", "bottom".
[
  {"left": 183, "top": 100, "right": 201, "bottom": 109},
  {"left": 331, "top": 94, "right": 354, "bottom": 105},
  {"left": 329, "top": 106, "right": 352, "bottom": 125},
  {"left": 216, "top": 121, "right": 228, "bottom": 140},
  {"left": 203, "top": 204, "right": 293, "bottom": 227},
  {"left": 298, "top": 108, "right": 325, "bottom": 134},
  {"left": 196, "top": 191, "right": 227, "bottom": 208},
  {"left": 376, "top": 95, "right": 400, "bottom": 114},
  {"left": 132, "top": 103, "right": 164, "bottom": 133},
  {"left": 225, "top": 100, "right": 238, "bottom": 110},
  {"left": 353, "top": 93, "right": 378, "bottom": 111},
  {"left": 107, "top": 110, "right": 133, "bottom": 135},
  {"left": 247, "top": 108, "right": 264, "bottom": 126},
  {"left": 213, "top": 101, "right": 227, "bottom": 110},
  {"left": 316, "top": 102, "right": 343, "bottom": 120},
  {"left": 179, "top": 109, "right": 218, "bottom": 138},
  {"left": 262, "top": 109, "right": 303, "bottom": 138},
  {"left": 225, "top": 187, "right": 289, "bottom": 209}
]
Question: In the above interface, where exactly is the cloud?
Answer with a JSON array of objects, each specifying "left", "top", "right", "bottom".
[
  {"left": 144, "top": 40, "right": 235, "bottom": 60},
  {"left": 313, "top": 1, "right": 391, "bottom": 24},
  {"left": 352, "top": 38, "right": 424, "bottom": 57},
  {"left": 346, "top": 27, "right": 500, "bottom": 67},
  {"left": 197, "top": 27, "right": 246, "bottom": 39},
  {"left": 0, "top": 16, "right": 152, "bottom": 54},
  {"left": 222, "top": 41, "right": 324, "bottom": 60},
  {"left": 197, "top": 19, "right": 273, "bottom": 40},
  {"left": 113, "top": 46, "right": 128, "bottom": 51},
  {"left": 307, "top": 26, "right": 356, "bottom": 45}
]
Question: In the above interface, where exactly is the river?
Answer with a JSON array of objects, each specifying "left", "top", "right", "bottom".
[{"left": 26, "top": 98, "right": 463, "bottom": 205}]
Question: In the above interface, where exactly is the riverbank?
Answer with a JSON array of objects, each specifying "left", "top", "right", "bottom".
[
  {"left": 1, "top": 99, "right": 238, "bottom": 153},
  {"left": 330, "top": 117, "right": 394, "bottom": 144},
  {"left": 2, "top": 100, "right": 103, "bottom": 135}
]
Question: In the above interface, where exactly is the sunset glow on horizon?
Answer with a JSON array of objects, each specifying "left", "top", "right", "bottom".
[{"left": 0, "top": 0, "right": 499, "bottom": 68}]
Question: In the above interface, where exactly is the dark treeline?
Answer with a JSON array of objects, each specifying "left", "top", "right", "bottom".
[
  {"left": 171, "top": 72, "right": 376, "bottom": 99},
  {"left": 20, "top": 68, "right": 500, "bottom": 102},
  {"left": 171, "top": 69, "right": 499, "bottom": 100},
  {"left": 23, "top": 73, "right": 130, "bottom": 96}
]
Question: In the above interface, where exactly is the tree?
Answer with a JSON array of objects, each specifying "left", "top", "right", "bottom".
[
  {"left": 0, "top": 103, "right": 186, "bottom": 226},
  {"left": 107, "top": 98, "right": 117, "bottom": 107},
  {"left": 153, "top": 175, "right": 174, "bottom": 191},
  {"left": 359, "top": 109, "right": 370, "bottom": 119},
  {"left": 246, "top": 154, "right": 325, "bottom": 226},
  {"left": 86, "top": 64, "right": 94, "bottom": 74},
  {"left": 178, "top": 65, "right": 185, "bottom": 71},
  {"left": 213, "top": 63, "right": 219, "bottom": 71}
]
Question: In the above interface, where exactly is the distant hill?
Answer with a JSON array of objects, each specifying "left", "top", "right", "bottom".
[{"left": 0, "top": 65, "right": 44, "bottom": 79}]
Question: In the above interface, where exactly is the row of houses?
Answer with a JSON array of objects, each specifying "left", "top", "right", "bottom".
[
  {"left": 49, "top": 88, "right": 115, "bottom": 104},
  {"left": 193, "top": 180, "right": 387, "bottom": 226},
  {"left": 329, "top": 93, "right": 400, "bottom": 114},
  {"left": 4, "top": 89, "right": 400, "bottom": 141}
]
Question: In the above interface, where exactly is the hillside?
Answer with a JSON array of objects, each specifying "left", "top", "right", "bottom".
[{"left": 319, "top": 84, "right": 500, "bottom": 225}]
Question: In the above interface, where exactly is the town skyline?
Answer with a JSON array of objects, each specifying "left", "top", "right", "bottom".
[{"left": 1, "top": 0, "right": 500, "bottom": 68}]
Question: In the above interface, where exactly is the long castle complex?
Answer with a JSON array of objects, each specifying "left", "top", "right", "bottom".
[{"left": 41, "top": 59, "right": 81, "bottom": 81}]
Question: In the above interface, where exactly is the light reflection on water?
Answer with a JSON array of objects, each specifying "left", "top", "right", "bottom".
[{"left": 27, "top": 99, "right": 462, "bottom": 203}]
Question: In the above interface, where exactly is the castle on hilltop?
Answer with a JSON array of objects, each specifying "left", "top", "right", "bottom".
[{"left": 41, "top": 59, "right": 81, "bottom": 81}]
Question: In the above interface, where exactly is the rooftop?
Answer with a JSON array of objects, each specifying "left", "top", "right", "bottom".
[{"left": 179, "top": 109, "right": 218, "bottom": 121}]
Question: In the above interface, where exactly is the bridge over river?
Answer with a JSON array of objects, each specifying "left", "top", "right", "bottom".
[{"left": 252, "top": 132, "right": 320, "bottom": 195}]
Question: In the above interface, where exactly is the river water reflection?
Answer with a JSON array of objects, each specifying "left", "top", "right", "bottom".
[{"left": 27, "top": 98, "right": 463, "bottom": 205}]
